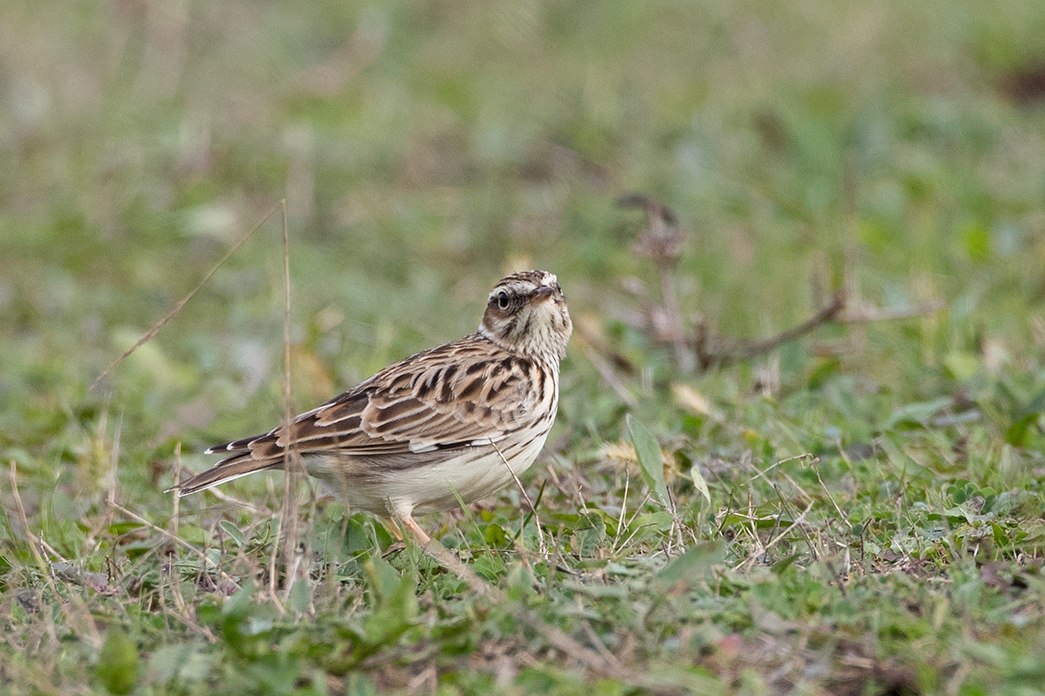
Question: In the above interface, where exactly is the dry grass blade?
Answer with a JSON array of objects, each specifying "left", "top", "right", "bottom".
[
  {"left": 270, "top": 199, "right": 300, "bottom": 609},
  {"left": 491, "top": 440, "right": 548, "bottom": 557},
  {"left": 9, "top": 460, "right": 102, "bottom": 648},
  {"left": 90, "top": 201, "right": 284, "bottom": 391},
  {"left": 694, "top": 291, "right": 847, "bottom": 369},
  {"left": 618, "top": 193, "right": 690, "bottom": 372},
  {"left": 110, "top": 502, "right": 240, "bottom": 590},
  {"left": 619, "top": 195, "right": 947, "bottom": 374},
  {"left": 420, "top": 542, "right": 626, "bottom": 680}
]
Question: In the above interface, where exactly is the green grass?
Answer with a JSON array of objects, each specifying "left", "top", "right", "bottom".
[{"left": 5, "top": 0, "right": 1045, "bottom": 694}]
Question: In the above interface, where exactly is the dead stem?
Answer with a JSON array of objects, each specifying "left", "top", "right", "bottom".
[
  {"left": 110, "top": 501, "right": 240, "bottom": 591},
  {"left": 491, "top": 440, "right": 548, "bottom": 558},
  {"left": 90, "top": 201, "right": 284, "bottom": 391},
  {"left": 9, "top": 460, "right": 101, "bottom": 648}
]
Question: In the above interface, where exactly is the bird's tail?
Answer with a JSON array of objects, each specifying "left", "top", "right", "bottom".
[{"left": 169, "top": 455, "right": 281, "bottom": 496}]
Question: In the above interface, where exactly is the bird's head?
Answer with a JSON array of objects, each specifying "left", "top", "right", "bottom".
[{"left": 479, "top": 270, "right": 572, "bottom": 361}]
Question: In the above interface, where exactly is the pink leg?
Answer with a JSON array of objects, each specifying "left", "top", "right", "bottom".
[{"left": 400, "top": 513, "right": 431, "bottom": 545}]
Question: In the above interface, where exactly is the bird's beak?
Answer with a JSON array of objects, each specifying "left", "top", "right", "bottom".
[{"left": 529, "top": 286, "right": 556, "bottom": 304}]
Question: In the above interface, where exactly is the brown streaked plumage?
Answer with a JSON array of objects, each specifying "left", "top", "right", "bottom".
[{"left": 173, "top": 270, "right": 572, "bottom": 544}]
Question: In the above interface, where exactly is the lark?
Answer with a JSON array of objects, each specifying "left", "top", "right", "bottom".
[{"left": 173, "top": 270, "right": 572, "bottom": 544}]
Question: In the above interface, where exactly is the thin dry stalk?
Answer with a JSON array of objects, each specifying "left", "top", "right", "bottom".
[
  {"left": 171, "top": 443, "right": 182, "bottom": 540},
  {"left": 617, "top": 194, "right": 946, "bottom": 374},
  {"left": 421, "top": 541, "right": 637, "bottom": 683},
  {"left": 90, "top": 201, "right": 284, "bottom": 391},
  {"left": 742, "top": 453, "right": 815, "bottom": 488},
  {"left": 491, "top": 440, "right": 548, "bottom": 558},
  {"left": 735, "top": 500, "right": 815, "bottom": 571},
  {"left": 196, "top": 486, "right": 270, "bottom": 516},
  {"left": 267, "top": 199, "right": 302, "bottom": 612},
  {"left": 582, "top": 344, "right": 639, "bottom": 407},
  {"left": 110, "top": 502, "right": 240, "bottom": 590},
  {"left": 613, "top": 472, "right": 630, "bottom": 546},
  {"left": 37, "top": 538, "right": 68, "bottom": 563},
  {"left": 279, "top": 200, "right": 307, "bottom": 588},
  {"left": 165, "top": 444, "right": 208, "bottom": 637},
  {"left": 9, "top": 460, "right": 101, "bottom": 648},
  {"left": 612, "top": 490, "right": 655, "bottom": 555},
  {"left": 808, "top": 457, "right": 849, "bottom": 525}
]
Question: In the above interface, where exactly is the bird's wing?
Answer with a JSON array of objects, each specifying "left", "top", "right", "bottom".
[{"left": 207, "top": 335, "right": 550, "bottom": 463}]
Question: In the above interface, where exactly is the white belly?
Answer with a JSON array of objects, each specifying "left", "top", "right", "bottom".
[{"left": 305, "top": 429, "right": 551, "bottom": 517}]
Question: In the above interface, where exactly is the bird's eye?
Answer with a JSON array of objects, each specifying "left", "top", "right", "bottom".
[{"left": 497, "top": 291, "right": 510, "bottom": 310}]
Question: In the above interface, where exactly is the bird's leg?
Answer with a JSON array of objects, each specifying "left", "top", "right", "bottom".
[{"left": 399, "top": 513, "right": 431, "bottom": 546}]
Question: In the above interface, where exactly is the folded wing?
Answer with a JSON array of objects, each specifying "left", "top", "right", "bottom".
[{"left": 176, "top": 335, "right": 545, "bottom": 494}]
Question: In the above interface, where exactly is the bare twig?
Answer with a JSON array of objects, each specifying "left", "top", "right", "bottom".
[
  {"left": 91, "top": 201, "right": 284, "bottom": 391},
  {"left": 839, "top": 299, "right": 947, "bottom": 324},
  {"left": 582, "top": 345, "right": 638, "bottom": 407},
  {"left": 617, "top": 194, "right": 947, "bottom": 374},
  {"left": 110, "top": 502, "right": 240, "bottom": 590},
  {"left": 9, "top": 461, "right": 101, "bottom": 648},
  {"left": 491, "top": 440, "right": 548, "bottom": 558},
  {"left": 694, "top": 291, "right": 847, "bottom": 370},
  {"left": 619, "top": 194, "right": 691, "bottom": 372}
]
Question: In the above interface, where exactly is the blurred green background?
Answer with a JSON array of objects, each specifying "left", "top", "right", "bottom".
[
  {"left": 4, "top": 0, "right": 1045, "bottom": 423},
  {"left": 5, "top": 0, "right": 1045, "bottom": 693}
]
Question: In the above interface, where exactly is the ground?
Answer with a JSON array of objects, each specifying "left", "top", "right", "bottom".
[{"left": 3, "top": 1, "right": 1045, "bottom": 694}]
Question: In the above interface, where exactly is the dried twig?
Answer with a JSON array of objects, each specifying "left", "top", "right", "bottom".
[
  {"left": 90, "top": 202, "right": 284, "bottom": 391},
  {"left": 110, "top": 502, "right": 240, "bottom": 590},
  {"left": 839, "top": 299, "right": 947, "bottom": 323},
  {"left": 617, "top": 194, "right": 946, "bottom": 374},
  {"left": 618, "top": 194, "right": 691, "bottom": 372},
  {"left": 9, "top": 461, "right": 102, "bottom": 648},
  {"left": 491, "top": 440, "right": 548, "bottom": 558},
  {"left": 693, "top": 291, "right": 847, "bottom": 370}
]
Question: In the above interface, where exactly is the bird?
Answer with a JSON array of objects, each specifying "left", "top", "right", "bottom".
[{"left": 172, "top": 270, "right": 572, "bottom": 545}]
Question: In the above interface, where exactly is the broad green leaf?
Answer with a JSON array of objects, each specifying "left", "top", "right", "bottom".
[
  {"left": 882, "top": 397, "right": 952, "bottom": 431},
  {"left": 943, "top": 352, "right": 980, "bottom": 382},
  {"left": 484, "top": 523, "right": 509, "bottom": 548},
  {"left": 690, "top": 464, "right": 711, "bottom": 505},
  {"left": 656, "top": 541, "right": 724, "bottom": 586},
  {"left": 289, "top": 578, "right": 311, "bottom": 614},
  {"left": 364, "top": 555, "right": 401, "bottom": 601},
  {"left": 627, "top": 415, "right": 669, "bottom": 504},
  {"left": 219, "top": 520, "right": 244, "bottom": 546},
  {"left": 97, "top": 628, "right": 139, "bottom": 695},
  {"left": 1005, "top": 413, "right": 1039, "bottom": 447},
  {"left": 362, "top": 563, "right": 417, "bottom": 647}
]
